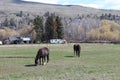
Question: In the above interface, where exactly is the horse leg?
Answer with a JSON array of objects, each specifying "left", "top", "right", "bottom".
[
  {"left": 39, "top": 58, "right": 41, "bottom": 65},
  {"left": 47, "top": 55, "right": 49, "bottom": 63},
  {"left": 76, "top": 51, "right": 77, "bottom": 57},
  {"left": 76, "top": 51, "right": 78, "bottom": 56},
  {"left": 78, "top": 47, "right": 81, "bottom": 57},
  {"left": 74, "top": 50, "right": 76, "bottom": 56},
  {"left": 78, "top": 51, "right": 80, "bottom": 57},
  {"left": 43, "top": 56, "right": 46, "bottom": 65},
  {"left": 40, "top": 57, "right": 46, "bottom": 65},
  {"left": 73, "top": 46, "right": 76, "bottom": 56},
  {"left": 41, "top": 57, "right": 44, "bottom": 65},
  {"left": 41, "top": 56, "right": 46, "bottom": 65},
  {"left": 79, "top": 50, "right": 81, "bottom": 57}
]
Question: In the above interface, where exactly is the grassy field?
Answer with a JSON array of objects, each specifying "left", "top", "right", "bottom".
[{"left": 0, "top": 43, "right": 120, "bottom": 80}]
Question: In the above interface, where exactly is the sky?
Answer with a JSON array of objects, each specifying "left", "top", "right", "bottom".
[{"left": 22, "top": 0, "right": 120, "bottom": 10}]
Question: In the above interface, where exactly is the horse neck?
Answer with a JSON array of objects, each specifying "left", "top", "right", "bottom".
[
  {"left": 35, "top": 55, "right": 39, "bottom": 62},
  {"left": 35, "top": 50, "right": 41, "bottom": 61}
]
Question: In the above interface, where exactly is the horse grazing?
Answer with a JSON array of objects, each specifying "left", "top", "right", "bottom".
[
  {"left": 35, "top": 47, "right": 49, "bottom": 66},
  {"left": 73, "top": 44, "right": 81, "bottom": 57}
]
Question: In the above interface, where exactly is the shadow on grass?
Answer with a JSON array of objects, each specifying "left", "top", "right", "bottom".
[
  {"left": 64, "top": 55, "right": 74, "bottom": 58},
  {"left": 25, "top": 64, "right": 37, "bottom": 67},
  {"left": 0, "top": 56, "right": 34, "bottom": 59}
]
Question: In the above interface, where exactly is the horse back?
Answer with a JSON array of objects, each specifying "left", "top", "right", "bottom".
[
  {"left": 43, "top": 47, "right": 49, "bottom": 52},
  {"left": 40, "top": 47, "right": 49, "bottom": 56}
]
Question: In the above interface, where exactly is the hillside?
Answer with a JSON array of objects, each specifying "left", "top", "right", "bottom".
[
  {"left": 0, "top": 0, "right": 120, "bottom": 17},
  {"left": 1, "top": 0, "right": 120, "bottom": 42}
]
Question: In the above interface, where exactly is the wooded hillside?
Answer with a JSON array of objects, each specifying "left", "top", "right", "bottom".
[{"left": 1, "top": 0, "right": 120, "bottom": 42}]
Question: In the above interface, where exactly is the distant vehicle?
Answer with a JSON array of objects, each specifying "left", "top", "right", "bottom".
[
  {"left": 0, "top": 41, "right": 3, "bottom": 45},
  {"left": 21, "top": 37, "right": 31, "bottom": 44},
  {"left": 50, "top": 39, "right": 67, "bottom": 44},
  {"left": 7, "top": 36, "right": 31, "bottom": 44}
]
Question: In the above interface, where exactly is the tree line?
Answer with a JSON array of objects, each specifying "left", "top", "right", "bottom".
[
  {"left": 33, "top": 13, "right": 64, "bottom": 43},
  {"left": 1, "top": 11, "right": 120, "bottom": 43}
]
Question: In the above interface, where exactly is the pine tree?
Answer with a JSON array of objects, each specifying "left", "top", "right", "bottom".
[
  {"left": 45, "top": 15, "right": 54, "bottom": 41},
  {"left": 33, "top": 13, "right": 63, "bottom": 42},
  {"left": 45, "top": 13, "right": 64, "bottom": 41},
  {"left": 56, "top": 16, "right": 64, "bottom": 39},
  {"left": 33, "top": 16, "right": 43, "bottom": 43}
]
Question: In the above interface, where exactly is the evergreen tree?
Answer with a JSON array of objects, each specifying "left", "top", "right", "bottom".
[
  {"left": 33, "top": 13, "right": 63, "bottom": 42},
  {"left": 45, "top": 13, "right": 64, "bottom": 41},
  {"left": 45, "top": 15, "right": 54, "bottom": 41},
  {"left": 33, "top": 16, "right": 43, "bottom": 43},
  {"left": 56, "top": 16, "right": 64, "bottom": 39}
]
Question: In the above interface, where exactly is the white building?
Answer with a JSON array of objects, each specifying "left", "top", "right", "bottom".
[{"left": 50, "top": 39, "right": 67, "bottom": 44}]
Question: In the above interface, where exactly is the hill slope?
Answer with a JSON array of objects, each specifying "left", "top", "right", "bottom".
[{"left": 0, "top": 0, "right": 120, "bottom": 17}]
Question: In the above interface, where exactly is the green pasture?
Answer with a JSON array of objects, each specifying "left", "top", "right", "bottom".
[{"left": 0, "top": 43, "right": 120, "bottom": 80}]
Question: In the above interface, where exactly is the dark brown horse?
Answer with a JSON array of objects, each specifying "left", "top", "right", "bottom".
[
  {"left": 35, "top": 47, "right": 49, "bottom": 66},
  {"left": 73, "top": 44, "right": 81, "bottom": 57}
]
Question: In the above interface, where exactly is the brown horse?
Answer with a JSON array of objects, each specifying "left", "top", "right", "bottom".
[
  {"left": 35, "top": 47, "right": 49, "bottom": 66},
  {"left": 73, "top": 44, "right": 81, "bottom": 57}
]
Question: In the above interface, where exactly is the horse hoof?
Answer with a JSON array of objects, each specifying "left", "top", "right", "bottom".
[{"left": 43, "top": 62, "right": 47, "bottom": 65}]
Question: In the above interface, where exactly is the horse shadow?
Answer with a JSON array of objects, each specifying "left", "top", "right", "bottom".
[
  {"left": 24, "top": 64, "right": 36, "bottom": 67},
  {"left": 64, "top": 55, "right": 74, "bottom": 58}
]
